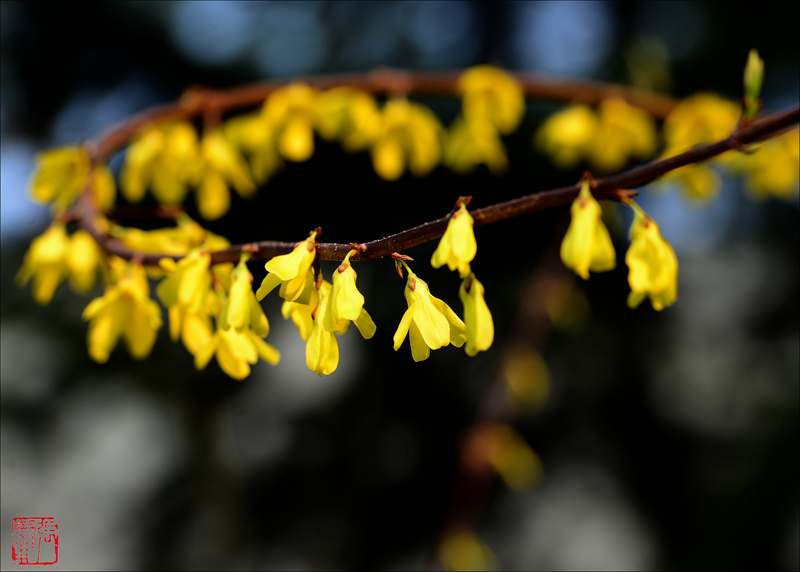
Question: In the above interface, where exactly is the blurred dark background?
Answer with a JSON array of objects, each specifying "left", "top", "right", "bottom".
[{"left": 1, "top": 2, "right": 798, "bottom": 570}]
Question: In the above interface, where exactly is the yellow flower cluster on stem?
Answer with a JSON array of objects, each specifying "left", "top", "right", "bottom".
[
  {"left": 535, "top": 98, "right": 656, "bottom": 173},
  {"left": 256, "top": 231, "right": 317, "bottom": 304},
  {"left": 194, "top": 254, "right": 280, "bottom": 380},
  {"left": 30, "top": 146, "right": 115, "bottom": 214},
  {"left": 444, "top": 65, "right": 525, "bottom": 174},
  {"left": 16, "top": 223, "right": 102, "bottom": 304},
  {"left": 371, "top": 98, "right": 443, "bottom": 181}
]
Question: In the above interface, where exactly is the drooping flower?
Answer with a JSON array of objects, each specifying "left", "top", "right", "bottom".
[
  {"left": 82, "top": 261, "right": 162, "bottom": 363},
  {"left": 588, "top": 98, "right": 657, "bottom": 173},
  {"left": 281, "top": 283, "right": 319, "bottom": 341},
  {"left": 306, "top": 280, "right": 341, "bottom": 376},
  {"left": 315, "top": 87, "right": 382, "bottom": 152},
  {"left": 459, "top": 273, "right": 494, "bottom": 357},
  {"left": 535, "top": 99, "right": 656, "bottom": 173},
  {"left": 560, "top": 180, "right": 616, "bottom": 280},
  {"left": 121, "top": 121, "right": 200, "bottom": 204},
  {"left": 323, "top": 250, "right": 376, "bottom": 338},
  {"left": 16, "top": 224, "right": 105, "bottom": 303},
  {"left": 256, "top": 232, "right": 317, "bottom": 304},
  {"left": 157, "top": 248, "right": 213, "bottom": 314},
  {"left": 195, "top": 129, "right": 257, "bottom": 220},
  {"left": 459, "top": 65, "right": 525, "bottom": 135},
  {"left": 443, "top": 115, "right": 509, "bottom": 175},
  {"left": 393, "top": 266, "right": 466, "bottom": 362},
  {"left": 15, "top": 223, "right": 71, "bottom": 304},
  {"left": 220, "top": 255, "right": 269, "bottom": 338},
  {"left": 65, "top": 229, "right": 103, "bottom": 294},
  {"left": 29, "top": 147, "right": 116, "bottom": 213},
  {"left": 734, "top": 127, "right": 799, "bottom": 201},
  {"left": 194, "top": 322, "right": 280, "bottom": 380},
  {"left": 625, "top": 202, "right": 678, "bottom": 311},
  {"left": 371, "top": 99, "right": 443, "bottom": 181},
  {"left": 662, "top": 93, "right": 740, "bottom": 154},
  {"left": 29, "top": 147, "right": 90, "bottom": 213},
  {"left": 224, "top": 112, "right": 283, "bottom": 186},
  {"left": 659, "top": 93, "right": 741, "bottom": 202},
  {"left": 431, "top": 202, "right": 477, "bottom": 278},
  {"left": 534, "top": 104, "right": 598, "bottom": 169},
  {"left": 263, "top": 83, "right": 319, "bottom": 162}
]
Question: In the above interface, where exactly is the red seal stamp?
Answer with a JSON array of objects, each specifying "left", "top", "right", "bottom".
[{"left": 11, "top": 518, "right": 58, "bottom": 565}]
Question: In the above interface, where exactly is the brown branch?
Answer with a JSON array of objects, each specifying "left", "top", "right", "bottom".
[
  {"left": 76, "top": 105, "right": 799, "bottom": 266},
  {"left": 87, "top": 69, "right": 679, "bottom": 164}
]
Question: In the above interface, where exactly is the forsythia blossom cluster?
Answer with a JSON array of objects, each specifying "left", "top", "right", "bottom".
[
  {"left": 535, "top": 98, "right": 657, "bottom": 173},
  {"left": 17, "top": 61, "right": 795, "bottom": 381},
  {"left": 444, "top": 66, "right": 525, "bottom": 174},
  {"left": 560, "top": 178, "right": 678, "bottom": 311}
]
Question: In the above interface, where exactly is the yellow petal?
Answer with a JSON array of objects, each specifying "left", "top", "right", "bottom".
[
  {"left": 408, "top": 322, "right": 431, "bottom": 362},
  {"left": 393, "top": 308, "right": 413, "bottom": 351},
  {"left": 216, "top": 337, "right": 251, "bottom": 380},
  {"left": 354, "top": 309, "right": 376, "bottom": 339},
  {"left": 197, "top": 171, "right": 230, "bottom": 220},
  {"left": 279, "top": 117, "right": 315, "bottom": 162},
  {"left": 256, "top": 272, "right": 282, "bottom": 301},
  {"left": 182, "top": 312, "right": 214, "bottom": 355},
  {"left": 248, "top": 332, "right": 281, "bottom": 366}
]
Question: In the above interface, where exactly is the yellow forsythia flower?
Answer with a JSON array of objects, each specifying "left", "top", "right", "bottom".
[
  {"left": 256, "top": 232, "right": 317, "bottom": 304},
  {"left": 589, "top": 98, "right": 657, "bottom": 173},
  {"left": 112, "top": 215, "right": 230, "bottom": 258},
  {"left": 536, "top": 99, "right": 656, "bottom": 172},
  {"left": 625, "top": 202, "right": 678, "bottom": 311},
  {"left": 459, "top": 273, "right": 493, "bottom": 357},
  {"left": 431, "top": 202, "right": 477, "bottom": 278},
  {"left": 306, "top": 280, "right": 341, "bottom": 375},
  {"left": 194, "top": 322, "right": 280, "bottom": 380},
  {"left": 281, "top": 283, "right": 319, "bottom": 341},
  {"left": 371, "top": 98, "right": 443, "bottom": 181},
  {"left": 263, "top": 83, "right": 319, "bottom": 162},
  {"left": 29, "top": 147, "right": 116, "bottom": 213},
  {"left": 438, "top": 529, "right": 499, "bottom": 572},
  {"left": 82, "top": 262, "right": 162, "bottom": 363},
  {"left": 65, "top": 229, "right": 102, "bottom": 294},
  {"left": 667, "top": 163, "right": 722, "bottom": 202},
  {"left": 443, "top": 116, "right": 509, "bottom": 175},
  {"left": 157, "top": 249, "right": 213, "bottom": 314},
  {"left": 393, "top": 268, "right": 466, "bottom": 362},
  {"left": 315, "top": 87, "right": 382, "bottom": 152},
  {"left": 195, "top": 130, "right": 256, "bottom": 220},
  {"left": 29, "top": 147, "right": 90, "bottom": 213},
  {"left": 324, "top": 250, "right": 376, "bottom": 338},
  {"left": 663, "top": 93, "right": 740, "bottom": 153},
  {"left": 560, "top": 180, "right": 616, "bottom": 280},
  {"left": 534, "top": 104, "right": 598, "bottom": 169},
  {"left": 220, "top": 256, "right": 269, "bottom": 338},
  {"left": 736, "top": 128, "right": 799, "bottom": 200},
  {"left": 224, "top": 112, "right": 283, "bottom": 185},
  {"left": 459, "top": 65, "right": 525, "bottom": 135},
  {"left": 659, "top": 93, "right": 741, "bottom": 202},
  {"left": 121, "top": 122, "right": 200, "bottom": 204},
  {"left": 16, "top": 224, "right": 104, "bottom": 303},
  {"left": 15, "top": 224, "right": 70, "bottom": 304}
]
